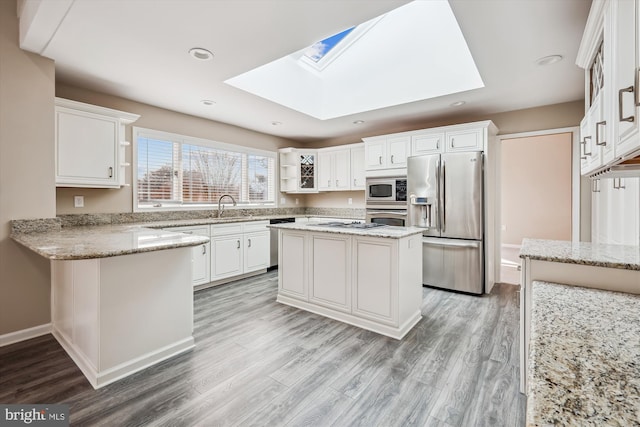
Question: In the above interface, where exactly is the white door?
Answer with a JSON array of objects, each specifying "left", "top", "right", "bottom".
[
  {"left": 317, "top": 150, "right": 333, "bottom": 191},
  {"left": 350, "top": 145, "right": 365, "bottom": 189},
  {"left": 387, "top": 136, "right": 409, "bottom": 168},
  {"left": 244, "top": 231, "right": 270, "bottom": 272},
  {"left": 211, "top": 234, "right": 243, "bottom": 280},
  {"left": 365, "top": 140, "right": 386, "bottom": 170},
  {"left": 334, "top": 149, "right": 351, "bottom": 190},
  {"left": 412, "top": 133, "right": 444, "bottom": 155},
  {"left": 308, "top": 234, "right": 351, "bottom": 312},
  {"left": 192, "top": 243, "right": 211, "bottom": 286},
  {"left": 279, "top": 231, "right": 307, "bottom": 299}
]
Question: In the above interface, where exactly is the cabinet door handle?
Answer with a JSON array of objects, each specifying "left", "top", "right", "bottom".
[
  {"left": 619, "top": 178, "right": 626, "bottom": 189},
  {"left": 183, "top": 231, "right": 193, "bottom": 234},
  {"left": 108, "top": 166, "right": 113, "bottom": 178},
  {"left": 353, "top": 178, "right": 356, "bottom": 186},
  {"left": 436, "top": 140, "right": 440, "bottom": 150},
  {"left": 247, "top": 238, "right": 252, "bottom": 248},
  {"left": 390, "top": 155, "right": 395, "bottom": 164},
  {"left": 582, "top": 136, "right": 592, "bottom": 156},
  {"left": 378, "top": 155, "right": 382, "bottom": 165},
  {"left": 451, "top": 138, "right": 455, "bottom": 148},
  {"left": 237, "top": 240, "right": 240, "bottom": 249},
  {"left": 328, "top": 180, "right": 331, "bottom": 187},
  {"left": 202, "top": 245, "right": 206, "bottom": 255},
  {"left": 618, "top": 86, "right": 635, "bottom": 122},
  {"left": 336, "top": 179, "right": 339, "bottom": 187},
  {"left": 595, "top": 121, "right": 607, "bottom": 146}
]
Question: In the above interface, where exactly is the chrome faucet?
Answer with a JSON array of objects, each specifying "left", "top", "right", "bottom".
[{"left": 217, "top": 194, "right": 237, "bottom": 217}]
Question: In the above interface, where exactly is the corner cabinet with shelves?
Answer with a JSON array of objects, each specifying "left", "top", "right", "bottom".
[
  {"left": 279, "top": 148, "right": 317, "bottom": 193},
  {"left": 55, "top": 98, "right": 140, "bottom": 188}
]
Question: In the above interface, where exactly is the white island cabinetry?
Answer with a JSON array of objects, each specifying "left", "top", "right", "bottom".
[{"left": 274, "top": 223, "right": 423, "bottom": 339}]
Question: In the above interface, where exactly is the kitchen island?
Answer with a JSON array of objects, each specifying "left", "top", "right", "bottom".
[
  {"left": 269, "top": 222, "right": 424, "bottom": 339},
  {"left": 11, "top": 223, "right": 209, "bottom": 389}
]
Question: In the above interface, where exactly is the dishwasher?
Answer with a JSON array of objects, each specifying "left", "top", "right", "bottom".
[{"left": 269, "top": 218, "right": 295, "bottom": 268}]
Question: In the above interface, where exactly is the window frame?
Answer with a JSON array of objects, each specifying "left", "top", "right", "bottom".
[{"left": 132, "top": 126, "right": 277, "bottom": 212}]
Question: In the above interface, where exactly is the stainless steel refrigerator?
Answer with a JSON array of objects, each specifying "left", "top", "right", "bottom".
[{"left": 407, "top": 152, "right": 484, "bottom": 294}]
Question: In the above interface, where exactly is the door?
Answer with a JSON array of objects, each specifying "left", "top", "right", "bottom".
[
  {"left": 334, "top": 149, "right": 350, "bottom": 190},
  {"left": 211, "top": 234, "right": 243, "bottom": 280},
  {"left": 317, "top": 150, "right": 333, "bottom": 191},
  {"left": 387, "top": 136, "right": 409, "bottom": 168},
  {"left": 365, "top": 140, "right": 386, "bottom": 170},
  {"left": 279, "top": 231, "right": 307, "bottom": 299},
  {"left": 422, "top": 237, "right": 484, "bottom": 294},
  {"left": 350, "top": 145, "right": 365, "bottom": 189},
  {"left": 244, "top": 231, "right": 270, "bottom": 272},
  {"left": 412, "top": 133, "right": 444, "bottom": 155},
  {"left": 192, "top": 243, "right": 210, "bottom": 286},
  {"left": 440, "top": 152, "right": 483, "bottom": 240},
  {"left": 407, "top": 154, "right": 440, "bottom": 235},
  {"left": 309, "top": 234, "right": 351, "bottom": 313}
]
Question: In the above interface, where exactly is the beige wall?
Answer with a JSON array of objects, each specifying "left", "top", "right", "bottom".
[
  {"left": 55, "top": 84, "right": 300, "bottom": 214},
  {"left": 0, "top": 0, "right": 56, "bottom": 335},
  {"left": 501, "top": 133, "right": 573, "bottom": 245},
  {"left": 303, "top": 191, "right": 365, "bottom": 208}
]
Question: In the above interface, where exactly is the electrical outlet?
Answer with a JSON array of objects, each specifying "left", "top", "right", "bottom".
[
  {"left": 501, "top": 225, "right": 507, "bottom": 231},
  {"left": 295, "top": 198, "right": 299, "bottom": 205},
  {"left": 348, "top": 198, "right": 353, "bottom": 205},
  {"left": 280, "top": 197, "right": 286, "bottom": 204},
  {"left": 74, "top": 196, "right": 84, "bottom": 208}
]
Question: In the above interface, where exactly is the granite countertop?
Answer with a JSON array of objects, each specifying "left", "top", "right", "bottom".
[
  {"left": 11, "top": 225, "right": 210, "bottom": 260},
  {"left": 268, "top": 222, "right": 424, "bottom": 239},
  {"left": 527, "top": 281, "right": 640, "bottom": 426},
  {"left": 519, "top": 238, "right": 640, "bottom": 271}
]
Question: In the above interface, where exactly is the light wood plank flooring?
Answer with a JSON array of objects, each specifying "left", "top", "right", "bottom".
[{"left": 0, "top": 271, "right": 525, "bottom": 426}]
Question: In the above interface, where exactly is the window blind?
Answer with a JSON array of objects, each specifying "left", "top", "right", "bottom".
[{"left": 136, "top": 130, "right": 276, "bottom": 208}]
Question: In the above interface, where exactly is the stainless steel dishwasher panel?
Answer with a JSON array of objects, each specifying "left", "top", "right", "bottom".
[
  {"left": 269, "top": 218, "right": 295, "bottom": 267},
  {"left": 422, "top": 237, "right": 484, "bottom": 294}
]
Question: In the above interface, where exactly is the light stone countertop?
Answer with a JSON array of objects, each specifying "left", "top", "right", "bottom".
[
  {"left": 268, "top": 222, "right": 424, "bottom": 239},
  {"left": 527, "top": 281, "right": 640, "bottom": 426},
  {"left": 520, "top": 239, "right": 640, "bottom": 271},
  {"left": 11, "top": 225, "right": 210, "bottom": 260}
]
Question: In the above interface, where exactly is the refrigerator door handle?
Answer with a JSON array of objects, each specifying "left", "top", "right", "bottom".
[
  {"left": 422, "top": 237, "right": 480, "bottom": 249},
  {"left": 441, "top": 160, "right": 446, "bottom": 233}
]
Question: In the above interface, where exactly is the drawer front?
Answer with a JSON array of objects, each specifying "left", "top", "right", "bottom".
[
  {"left": 164, "top": 225, "right": 210, "bottom": 236},
  {"left": 243, "top": 220, "right": 269, "bottom": 233},
  {"left": 211, "top": 223, "right": 244, "bottom": 236}
]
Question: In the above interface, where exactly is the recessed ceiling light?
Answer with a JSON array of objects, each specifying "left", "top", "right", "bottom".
[
  {"left": 189, "top": 47, "right": 214, "bottom": 61},
  {"left": 450, "top": 101, "right": 466, "bottom": 107},
  {"left": 271, "top": 121, "right": 282, "bottom": 126},
  {"left": 535, "top": 55, "right": 563, "bottom": 66},
  {"left": 353, "top": 120, "right": 365, "bottom": 125},
  {"left": 201, "top": 99, "right": 216, "bottom": 106}
]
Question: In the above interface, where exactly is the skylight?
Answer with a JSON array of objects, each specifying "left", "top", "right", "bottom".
[
  {"left": 304, "top": 27, "right": 355, "bottom": 63},
  {"left": 225, "top": 1, "right": 484, "bottom": 120}
]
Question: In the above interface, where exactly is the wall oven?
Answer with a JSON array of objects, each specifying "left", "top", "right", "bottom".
[
  {"left": 366, "top": 177, "right": 407, "bottom": 206},
  {"left": 366, "top": 209, "right": 407, "bottom": 226}
]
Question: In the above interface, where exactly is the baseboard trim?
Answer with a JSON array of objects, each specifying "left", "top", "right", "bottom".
[{"left": 0, "top": 323, "right": 52, "bottom": 347}]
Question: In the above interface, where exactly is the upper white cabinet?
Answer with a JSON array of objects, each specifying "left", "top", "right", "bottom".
[
  {"left": 412, "top": 133, "right": 444, "bottom": 155},
  {"left": 577, "top": 0, "right": 640, "bottom": 176},
  {"left": 446, "top": 128, "right": 484, "bottom": 152},
  {"left": 350, "top": 144, "right": 365, "bottom": 190},
  {"left": 279, "top": 148, "right": 318, "bottom": 193},
  {"left": 317, "top": 147, "right": 350, "bottom": 191},
  {"left": 363, "top": 135, "right": 410, "bottom": 173},
  {"left": 55, "top": 98, "right": 139, "bottom": 188}
]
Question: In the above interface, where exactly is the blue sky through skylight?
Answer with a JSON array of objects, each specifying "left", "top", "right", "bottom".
[{"left": 304, "top": 27, "right": 355, "bottom": 62}]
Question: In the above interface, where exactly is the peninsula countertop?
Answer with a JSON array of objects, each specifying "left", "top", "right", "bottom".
[
  {"left": 519, "top": 238, "right": 640, "bottom": 271},
  {"left": 268, "top": 222, "right": 424, "bottom": 239},
  {"left": 527, "top": 280, "right": 640, "bottom": 426},
  {"left": 11, "top": 224, "right": 210, "bottom": 260}
]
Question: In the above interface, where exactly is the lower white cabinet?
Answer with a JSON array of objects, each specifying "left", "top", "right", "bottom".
[
  {"left": 211, "top": 221, "right": 270, "bottom": 283},
  {"left": 276, "top": 228, "right": 422, "bottom": 339},
  {"left": 163, "top": 225, "right": 210, "bottom": 287},
  {"left": 309, "top": 233, "right": 351, "bottom": 313},
  {"left": 591, "top": 177, "right": 640, "bottom": 246}
]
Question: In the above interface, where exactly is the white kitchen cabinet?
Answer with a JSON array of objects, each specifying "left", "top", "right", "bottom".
[
  {"left": 244, "top": 221, "right": 270, "bottom": 272},
  {"left": 317, "top": 148, "right": 350, "bottom": 191},
  {"left": 55, "top": 97, "right": 139, "bottom": 188},
  {"left": 612, "top": 0, "right": 640, "bottom": 159},
  {"left": 163, "top": 225, "right": 210, "bottom": 287},
  {"left": 308, "top": 233, "right": 351, "bottom": 313},
  {"left": 412, "top": 133, "right": 444, "bottom": 155},
  {"left": 445, "top": 128, "right": 483, "bottom": 152},
  {"left": 210, "top": 221, "right": 270, "bottom": 283},
  {"left": 350, "top": 143, "right": 365, "bottom": 190},
  {"left": 363, "top": 135, "right": 410, "bottom": 172},
  {"left": 279, "top": 231, "right": 307, "bottom": 300},
  {"left": 279, "top": 148, "right": 318, "bottom": 193}
]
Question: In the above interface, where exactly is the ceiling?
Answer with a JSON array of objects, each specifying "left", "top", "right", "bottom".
[{"left": 19, "top": 0, "right": 592, "bottom": 143}]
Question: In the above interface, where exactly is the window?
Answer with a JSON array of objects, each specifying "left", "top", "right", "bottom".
[{"left": 134, "top": 127, "right": 276, "bottom": 210}]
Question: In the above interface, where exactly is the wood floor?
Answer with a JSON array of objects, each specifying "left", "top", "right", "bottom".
[{"left": 0, "top": 271, "right": 525, "bottom": 426}]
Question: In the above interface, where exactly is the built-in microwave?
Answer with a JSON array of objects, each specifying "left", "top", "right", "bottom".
[{"left": 365, "top": 177, "right": 407, "bottom": 207}]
